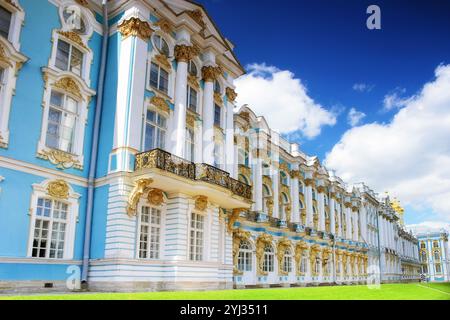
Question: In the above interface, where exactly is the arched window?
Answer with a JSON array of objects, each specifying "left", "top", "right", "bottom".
[
  {"left": 263, "top": 245, "right": 274, "bottom": 273},
  {"left": 138, "top": 205, "right": 162, "bottom": 259},
  {"left": 283, "top": 248, "right": 293, "bottom": 273},
  {"left": 280, "top": 171, "right": 288, "bottom": 186},
  {"left": 144, "top": 109, "right": 167, "bottom": 151},
  {"left": 187, "top": 85, "right": 198, "bottom": 112},
  {"left": 300, "top": 252, "right": 308, "bottom": 274},
  {"left": 279, "top": 193, "right": 289, "bottom": 219},
  {"left": 152, "top": 34, "right": 170, "bottom": 57},
  {"left": 299, "top": 199, "right": 304, "bottom": 210},
  {"left": 238, "top": 240, "right": 252, "bottom": 272},
  {"left": 434, "top": 251, "right": 440, "bottom": 261}
]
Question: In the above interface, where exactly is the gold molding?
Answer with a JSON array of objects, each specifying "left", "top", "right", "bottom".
[
  {"left": 148, "top": 189, "right": 164, "bottom": 206},
  {"left": 154, "top": 53, "right": 172, "bottom": 71},
  {"left": 75, "top": 0, "right": 89, "bottom": 7},
  {"left": 195, "top": 195, "right": 208, "bottom": 212},
  {"left": 154, "top": 18, "right": 173, "bottom": 34},
  {"left": 150, "top": 96, "right": 170, "bottom": 114},
  {"left": 40, "top": 149, "right": 81, "bottom": 170},
  {"left": 0, "top": 45, "right": 12, "bottom": 67},
  {"left": 187, "top": 9, "right": 206, "bottom": 29},
  {"left": 47, "top": 180, "right": 69, "bottom": 200},
  {"left": 202, "top": 65, "right": 222, "bottom": 82},
  {"left": 256, "top": 233, "right": 273, "bottom": 276},
  {"left": 57, "top": 31, "right": 88, "bottom": 51},
  {"left": 214, "top": 92, "right": 223, "bottom": 105},
  {"left": 277, "top": 238, "right": 292, "bottom": 276},
  {"left": 127, "top": 179, "right": 154, "bottom": 217},
  {"left": 53, "top": 77, "right": 82, "bottom": 99},
  {"left": 174, "top": 45, "right": 199, "bottom": 63},
  {"left": 225, "top": 87, "right": 237, "bottom": 103},
  {"left": 118, "top": 17, "right": 152, "bottom": 41},
  {"left": 188, "top": 74, "right": 200, "bottom": 90},
  {"left": 233, "top": 228, "right": 251, "bottom": 275},
  {"left": 228, "top": 208, "right": 244, "bottom": 234},
  {"left": 186, "top": 112, "right": 196, "bottom": 128}
]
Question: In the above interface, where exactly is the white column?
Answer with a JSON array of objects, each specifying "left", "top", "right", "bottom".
[
  {"left": 291, "top": 168, "right": 300, "bottom": 223},
  {"left": 329, "top": 195, "right": 336, "bottom": 235},
  {"left": 202, "top": 66, "right": 216, "bottom": 165},
  {"left": 225, "top": 88, "right": 236, "bottom": 177},
  {"left": 353, "top": 209, "right": 359, "bottom": 241},
  {"left": 253, "top": 157, "right": 263, "bottom": 212},
  {"left": 337, "top": 202, "right": 343, "bottom": 237},
  {"left": 272, "top": 166, "right": 279, "bottom": 219},
  {"left": 346, "top": 207, "right": 352, "bottom": 239},
  {"left": 171, "top": 56, "right": 188, "bottom": 158},
  {"left": 318, "top": 191, "right": 325, "bottom": 231},
  {"left": 113, "top": 13, "right": 150, "bottom": 172},
  {"left": 305, "top": 183, "right": 313, "bottom": 227}
]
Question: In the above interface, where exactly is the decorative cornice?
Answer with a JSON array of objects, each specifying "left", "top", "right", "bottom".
[
  {"left": 39, "top": 149, "right": 82, "bottom": 170},
  {"left": 47, "top": 180, "right": 69, "bottom": 200},
  {"left": 187, "top": 9, "right": 206, "bottom": 29},
  {"left": 154, "top": 18, "right": 173, "bottom": 34},
  {"left": 154, "top": 54, "right": 172, "bottom": 71},
  {"left": 57, "top": 31, "right": 88, "bottom": 51},
  {"left": 150, "top": 96, "right": 170, "bottom": 114},
  {"left": 202, "top": 65, "right": 222, "bottom": 82},
  {"left": 148, "top": 189, "right": 165, "bottom": 206},
  {"left": 118, "top": 17, "right": 152, "bottom": 41},
  {"left": 188, "top": 74, "right": 200, "bottom": 90},
  {"left": 225, "top": 87, "right": 237, "bottom": 103},
  {"left": 53, "top": 77, "right": 82, "bottom": 99},
  {"left": 174, "top": 45, "right": 199, "bottom": 63}
]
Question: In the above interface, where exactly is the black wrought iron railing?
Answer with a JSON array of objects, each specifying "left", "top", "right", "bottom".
[{"left": 135, "top": 149, "right": 252, "bottom": 201}]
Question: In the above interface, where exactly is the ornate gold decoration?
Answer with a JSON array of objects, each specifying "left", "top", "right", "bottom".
[
  {"left": 214, "top": 92, "right": 223, "bottom": 105},
  {"left": 225, "top": 87, "right": 237, "bottom": 103},
  {"left": 187, "top": 9, "right": 206, "bottom": 29},
  {"left": 41, "top": 149, "right": 81, "bottom": 170},
  {"left": 285, "top": 205, "right": 292, "bottom": 223},
  {"left": 233, "top": 229, "right": 251, "bottom": 275},
  {"left": 202, "top": 65, "right": 221, "bottom": 82},
  {"left": 309, "top": 245, "right": 321, "bottom": 276},
  {"left": 154, "top": 54, "right": 172, "bottom": 71},
  {"left": 127, "top": 179, "right": 154, "bottom": 217},
  {"left": 304, "top": 178, "right": 314, "bottom": 187},
  {"left": 290, "top": 170, "right": 300, "bottom": 179},
  {"left": 148, "top": 189, "right": 164, "bottom": 206},
  {"left": 188, "top": 74, "right": 199, "bottom": 89},
  {"left": 47, "top": 180, "right": 69, "bottom": 199},
  {"left": 186, "top": 112, "right": 196, "bottom": 128},
  {"left": 262, "top": 175, "right": 272, "bottom": 188},
  {"left": 118, "top": 17, "right": 152, "bottom": 41},
  {"left": 300, "top": 209, "right": 306, "bottom": 225},
  {"left": 266, "top": 198, "right": 274, "bottom": 217},
  {"left": 256, "top": 233, "right": 273, "bottom": 276},
  {"left": 150, "top": 96, "right": 170, "bottom": 113},
  {"left": 75, "top": 0, "right": 89, "bottom": 6},
  {"left": 228, "top": 208, "right": 244, "bottom": 234},
  {"left": 313, "top": 212, "right": 319, "bottom": 230},
  {"left": 0, "top": 45, "right": 12, "bottom": 67},
  {"left": 295, "top": 241, "right": 308, "bottom": 276},
  {"left": 195, "top": 195, "right": 208, "bottom": 212},
  {"left": 174, "top": 45, "right": 199, "bottom": 62},
  {"left": 53, "top": 77, "right": 82, "bottom": 99},
  {"left": 317, "top": 185, "right": 326, "bottom": 193},
  {"left": 277, "top": 238, "right": 292, "bottom": 275},
  {"left": 154, "top": 18, "right": 173, "bottom": 34},
  {"left": 57, "top": 31, "right": 88, "bottom": 50}
]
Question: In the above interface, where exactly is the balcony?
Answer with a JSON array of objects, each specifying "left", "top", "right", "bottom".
[{"left": 134, "top": 149, "right": 253, "bottom": 208}]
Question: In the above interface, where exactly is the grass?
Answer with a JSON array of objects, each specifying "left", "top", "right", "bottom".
[{"left": 1, "top": 283, "right": 449, "bottom": 300}]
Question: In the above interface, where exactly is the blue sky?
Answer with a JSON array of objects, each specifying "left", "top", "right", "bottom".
[{"left": 196, "top": 0, "right": 450, "bottom": 227}]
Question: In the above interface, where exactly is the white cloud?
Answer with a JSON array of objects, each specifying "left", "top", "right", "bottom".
[
  {"left": 347, "top": 108, "right": 366, "bottom": 127},
  {"left": 325, "top": 64, "right": 450, "bottom": 222},
  {"left": 353, "top": 83, "right": 374, "bottom": 92},
  {"left": 407, "top": 221, "right": 450, "bottom": 234},
  {"left": 235, "top": 63, "right": 336, "bottom": 138},
  {"left": 383, "top": 87, "right": 412, "bottom": 111}
]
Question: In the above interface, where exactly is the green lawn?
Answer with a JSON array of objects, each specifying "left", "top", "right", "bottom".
[{"left": 1, "top": 283, "right": 449, "bottom": 300}]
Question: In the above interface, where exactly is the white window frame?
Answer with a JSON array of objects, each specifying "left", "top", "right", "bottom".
[
  {"left": 27, "top": 179, "right": 80, "bottom": 260},
  {"left": 263, "top": 244, "right": 274, "bottom": 273},
  {"left": 137, "top": 202, "right": 165, "bottom": 260},
  {"left": 189, "top": 211, "right": 205, "bottom": 262},
  {"left": 185, "top": 126, "right": 194, "bottom": 162},
  {"left": 186, "top": 85, "right": 198, "bottom": 113},
  {"left": 283, "top": 248, "right": 293, "bottom": 273},
  {"left": 142, "top": 106, "right": 168, "bottom": 152},
  {"left": 37, "top": 68, "right": 95, "bottom": 168},
  {"left": 237, "top": 240, "right": 253, "bottom": 272},
  {"left": 0, "top": 2, "right": 26, "bottom": 148}
]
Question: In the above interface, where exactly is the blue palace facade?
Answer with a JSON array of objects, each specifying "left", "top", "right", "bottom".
[{"left": 0, "top": 0, "right": 423, "bottom": 293}]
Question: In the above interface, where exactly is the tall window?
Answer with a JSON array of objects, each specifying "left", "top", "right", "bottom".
[
  {"left": 435, "top": 264, "right": 442, "bottom": 273},
  {"left": 283, "top": 248, "right": 292, "bottom": 273},
  {"left": 152, "top": 35, "right": 170, "bottom": 57},
  {"left": 214, "top": 104, "right": 221, "bottom": 127},
  {"left": 189, "top": 212, "right": 204, "bottom": 261},
  {"left": 238, "top": 241, "right": 252, "bottom": 272},
  {"left": 31, "top": 198, "right": 68, "bottom": 259},
  {"left": 299, "top": 182, "right": 305, "bottom": 194},
  {"left": 144, "top": 110, "right": 167, "bottom": 151},
  {"left": 214, "top": 80, "right": 221, "bottom": 94},
  {"left": 300, "top": 253, "right": 308, "bottom": 274},
  {"left": 312, "top": 189, "right": 317, "bottom": 201},
  {"left": 262, "top": 185, "right": 271, "bottom": 215},
  {"left": 138, "top": 206, "right": 161, "bottom": 259},
  {"left": 55, "top": 39, "right": 84, "bottom": 77},
  {"left": 185, "top": 127, "right": 194, "bottom": 162},
  {"left": 434, "top": 251, "right": 440, "bottom": 261},
  {"left": 186, "top": 86, "right": 197, "bottom": 112},
  {"left": 45, "top": 91, "right": 78, "bottom": 153},
  {"left": 280, "top": 171, "right": 288, "bottom": 185},
  {"left": 150, "top": 62, "right": 169, "bottom": 94},
  {"left": 0, "top": 6, "right": 11, "bottom": 39},
  {"left": 263, "top": 245, "right": 274, "bottom": 273}
]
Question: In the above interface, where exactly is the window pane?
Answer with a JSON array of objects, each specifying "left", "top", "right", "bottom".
[
  {"left": 55, "top": 40, "right": 70, "bottom": 71},
  {"left": 144, "top": 122, "right": 156, "bottom": 151},
  {"left": 150, "top": 63, "right": 159, "bottom": 89},
  {"left": 70, "top": 46, "right": 83, "bottom": 76},
  {"left": 0, "top": 6, "right": 11, "bottom": 39},
  {"left": 214, "top": 105, "right": 221, "bottom": 126},
  {"left": 159, "top": 68, "right": 169, "bottom": 94},
  {"left": 50, "top": 91, "right": 64, "bottom": 108},
  {"left": 46, "top": 108, "right": 62, "bottom": 149}
]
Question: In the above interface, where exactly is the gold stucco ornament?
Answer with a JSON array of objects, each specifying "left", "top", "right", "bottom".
[
  {"left": 232, "top": 229, "right": 251, "bottom": 275},
  {"left": 47, "top": 180, "right": 70, "bottom": 199},
  {"left": 42, "top": 149, "right": 81, "bottom": 170},
  {"left": 256, "top": 233, "right": 273, "bottom": 276},
  {"left": 195, "top": 196, "right": 208, "bottom": 212},
  {"left": 148, "top": 189, "right": 164, "bottom": 206},
  {"left": 127, "top": 178, "right": 154, "bottom": 217},
  {"left": 118, "top": 17, "right": 152, "bottom": 41}
]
